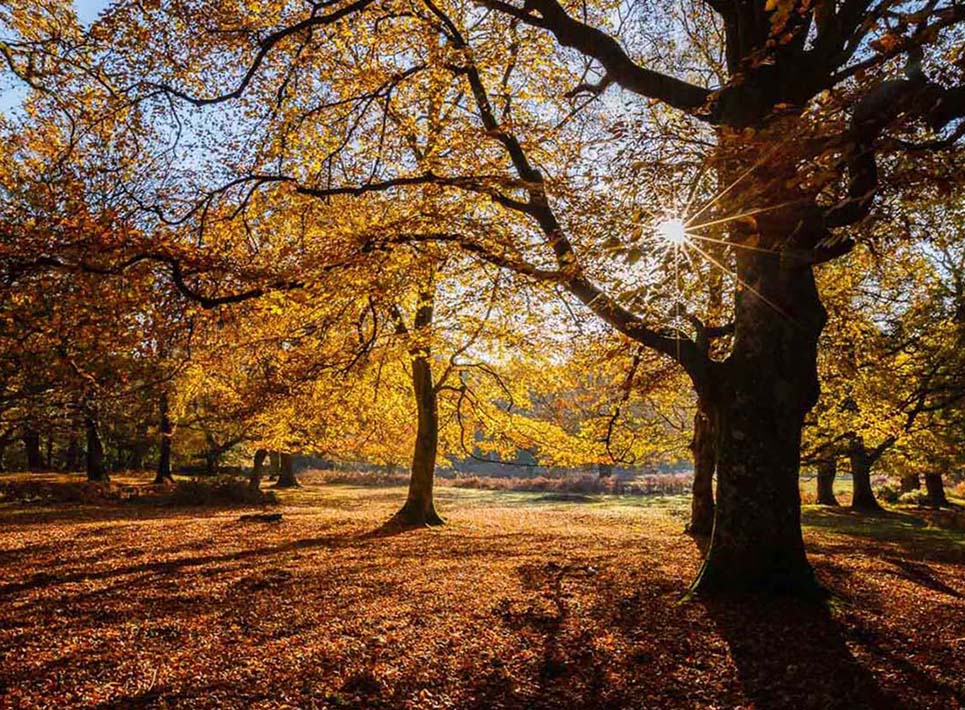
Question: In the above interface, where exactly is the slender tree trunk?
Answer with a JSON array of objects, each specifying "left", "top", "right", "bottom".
[
  {"left": 393, "top": 353, "right": 443, "bottom": 525},
  {"left": 64, "top": 436, "right": 81, "bottom": 471},
  {"left": 128, "top": 422, "right": 149, "bottom": 470},
  {"left": 816, "top": 459, "right": 839, "bottom": 506},
  {"left": 924, "top": 472, "right": 949, "bottom": 508},
  {"left": 22, "top": 429, "right": 43, "bottom": 472},
  {"left": 900, "top": 472, "right": 920, "bottom": 493},
  {"left": 276, "top": 452, "right": 299, "bottom": 488},
  {"left": 688, "top": 401, "right": 716, "bottom": 536},
  {"left": 691, "top": 251, "right": 825, "bottom": 597},
  {"left": 850, "top": 445, "right": 881, "bottom": 512},
  {"left": 250, "top": 448, "right": 268, "bottom": 490},
  {"left": 155, "top": 393, "right": 173, "bottom": 484},
  {"left": 86, "top": 416, "right": 108, "bottom": 482}
]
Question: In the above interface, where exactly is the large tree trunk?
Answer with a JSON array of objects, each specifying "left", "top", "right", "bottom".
[
  {"left": 816, "top": 459, "right": 839, "bottom": 506},
  {"left": 22, "top": 429, "right": 43, "bottom": 472},
  {"left": 86, "top": 416, "right": 108, "bottom": 482},
  {"left": 691, "top": 252, "right": 825, "bottom": 597},
  {"left": 687, "top": 402, "right": 716, "bottom": 536},
  {"left": 850, "top": 444, "right": 881, "bottom": 512},
  {"left": 249, "top": 448, "right": 268, "bottom": 490},
  {"left": 924, "top": 472, "right": 949, "bottom": 508},
  {"left": 155, "top": 393, "right": 173, "bottom": 484},
  {"left": 276, "top": 452, "right": 299, "bottom": 488},
  {"left": 268, "top": 451, "right": 280, "bottom": 480}
]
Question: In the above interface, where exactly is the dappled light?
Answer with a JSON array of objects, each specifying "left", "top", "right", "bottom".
[{"left": 1, "top": 0, "right": 964, "bottom": 705}]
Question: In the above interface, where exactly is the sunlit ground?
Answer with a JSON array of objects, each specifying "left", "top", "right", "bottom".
[{"left": 1, "top": 472, "right": 963, "bottom": 709}]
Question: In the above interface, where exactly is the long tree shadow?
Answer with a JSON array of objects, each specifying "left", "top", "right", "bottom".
[{"left": 701, "top": 595, "right": 898, "bottom": 709}]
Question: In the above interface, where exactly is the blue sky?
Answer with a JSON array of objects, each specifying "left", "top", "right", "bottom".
[
  {"left": 75, "top": 0, "right": 112, "bottom": 25},
  {"left": 1, "top": 1, "right": 112, "bottom": 115}
]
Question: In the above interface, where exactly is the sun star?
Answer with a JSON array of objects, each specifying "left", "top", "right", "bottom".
[{"left": 655, "top": 217, "right": 688, "bottom": 247}]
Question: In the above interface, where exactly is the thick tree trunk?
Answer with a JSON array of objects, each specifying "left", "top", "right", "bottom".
[
  {"left": 900, "top": 472, "right": 920, "bottom": 493},
  {"left": 393, "top": 354, "right": 443, "bottom": 526},
  {"left": 154, "top": 393, "right": 173, "bottom": 484},
  {"left": 850, "top": 446, "right": 881, "bottom": 512},
  {"left": 268, "top": 451, "right": 280, "bottom": 480},
  {"left": 22, "top": 429, "right": 43, "bottom": 472},
  {"left": 687, "top": 402, "right": 716, "bottom": 536},
  {"left": 691, "top": 252, "right": 825, "bottom": 597},
  {"left": 924, "top": 472, "right": 949, "bottom": 508},
  {"left": 86, "top": 416, "right": 108, "bottom": 482},
  {"left": 276, "top": 452, "right": 299, "bottom": 488},
  {"left": 249, "top": 448, "right": 268, "bottom": 490},
  {"left": 816, "top": 459, "right": 839, "bottom": 506}
]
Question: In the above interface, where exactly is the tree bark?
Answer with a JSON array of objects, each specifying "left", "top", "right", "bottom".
[
  {"left": 276, "top": 452, "right": 299, "bottom": 488},
  {"left": 816, "top": 459, "right": 839, "bottom": 506},
  {"left": 850, "top": 445, "right": 881, "bottom": 512},
  {"left": 86, "top": 415, "right": 108, "bottom": 482},
  {"left": 268, "top": 451, "right": 280, "bottom": 480},
  {"left": 393, "top": 352, "right": 443, "bottom": 526},
  {"left": 250, "top": 448, "right": 268, "bottom": 490},
  {"left": 687, "top": 402, "right": 716, "bottom": 536},
  {"left": 924, "top": 472, "right": 949, "bottom": 508},
  {"left": 22, "top": 429, "right": 43, "bottom": 472},
  {"left": 392, "top": 290, "right": 443, "bottom": 526},
  {"left": 900, "top": 472, "right": 920, "bottom": 493},
  {"left": 155, "top": 393, "right": 173, "bottom": 484},
  {"left": 691, "top": 252, "right": 825, "bottom": 597}
]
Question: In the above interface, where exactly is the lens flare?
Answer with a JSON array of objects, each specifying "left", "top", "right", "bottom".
[{"left": 655, "top": 218, "right": 688, "bottom": 246}]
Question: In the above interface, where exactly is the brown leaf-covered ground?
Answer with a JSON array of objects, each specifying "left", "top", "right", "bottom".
[{"left": 1, "top": 473, "right": 964, "bottom": 709}]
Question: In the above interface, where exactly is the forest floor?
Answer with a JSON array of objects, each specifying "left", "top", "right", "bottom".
[{"left": 1, "top": 472, "right": 964, "bottom": 709}]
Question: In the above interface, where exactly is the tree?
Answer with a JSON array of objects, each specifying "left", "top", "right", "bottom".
[{"left": 8, "top": 0, "right": 965, "bottom": 595}]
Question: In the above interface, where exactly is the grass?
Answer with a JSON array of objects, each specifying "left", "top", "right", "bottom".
[{"left": 1, "top": 472, "right": 963, "bottom": 709}]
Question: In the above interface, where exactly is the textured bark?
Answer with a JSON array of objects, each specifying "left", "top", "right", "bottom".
[
  {"left": 276, "top": 452, "right": 299, "bottom": 488},
  {"left": 924, "top": 473, "right": 949, "bottom": 508},
  {"left": 900, "top": 473, "right": 920, "bottom": 493},
  {"left": 816, "top": 459, "right": 839, "bottom": 506},
  {"left": 691, "top": 252, "right": 825, "bottom": 597},
  {"left": 688, "top": 403, "right": 716, "bottom": 536},
  {"left": 850, "top": 446, "right": 881, "bottom": 512},
  {"left": 22, "top": 429, "right": 43, "bottom": 472},
  {"left": 250, "top": 448, "right": 268, "bottom": 490},
  {"left": 155, "top": 393, "right": 174, "bottom": 484},
  {"left": 86, "top": 416, "right": 108, "bottom": 482}
]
